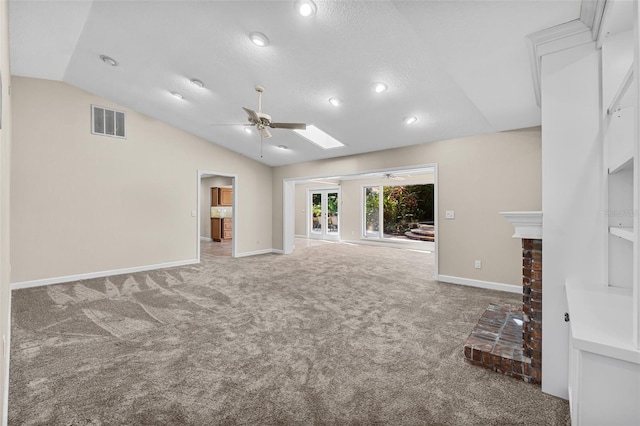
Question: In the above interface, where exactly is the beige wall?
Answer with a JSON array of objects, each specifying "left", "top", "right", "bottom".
[
  {"left": 0, "top": 0, "right": 11, "bottom": 421},
  {"left": 200, "top": 176, "right": 232, "bottom": 238},
  {"left": 10, "top": 77, "right": 272, "bottom": 283},
  {"left": 274, "top": 128, "right": 541, "bottom": 287}
]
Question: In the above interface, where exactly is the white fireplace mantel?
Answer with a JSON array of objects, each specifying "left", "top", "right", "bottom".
[{"left": 499, "top": 211, "right": 543, "bottom": 240}]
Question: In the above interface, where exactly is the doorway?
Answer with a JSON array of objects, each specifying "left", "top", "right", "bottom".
[
  {"left": 309, "top": 189, "right": 340, "bottom": 241},
  {"left": 197, "top": 170, "right": 237, "bottom": 260}
]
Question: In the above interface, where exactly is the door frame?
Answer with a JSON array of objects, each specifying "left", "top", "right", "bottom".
[
  {"left": 307, "top": 187, "right": 341, "bottom": 241},
  {"left": 197, "top": 169, "right": 238, "bottom": 260}
]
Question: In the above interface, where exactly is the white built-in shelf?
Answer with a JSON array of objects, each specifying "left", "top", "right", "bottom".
[
  {"left": 607, "top": 65, "right": 634, "bottom": 115},
  {"left": 609, "top": 153, "right": 634, "bottom": 174},
  {"left": 610, "top": 226, "right": 635, "bottom": 242},
  {"left": 566, "top": 281, "right": 640, "bottom": 364}
]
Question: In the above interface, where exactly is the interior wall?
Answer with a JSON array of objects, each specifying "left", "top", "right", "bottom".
[
  {"left": 274, "top": 128, "right": 542, "bottom": 288},
  {"left": 200, "top": 176, "right": 232, "bottom": 239},
  {"left": 10, "top": 77, "right": 273, "bottom": 283},
  {"left": 540, "top": 42, "right": 601, "bottom": 399},
  {"left": 0, "top": 1, "right": 12, "bottom": 422}
]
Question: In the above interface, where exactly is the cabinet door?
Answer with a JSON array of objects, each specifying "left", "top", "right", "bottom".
[
  {"left": 220, "top": 188, "right": 233, "bottom": 206},
  {"left": 211, "top": 188, "right": 220, "bottom": 206},
  {"left": 223, "top": 218, "right": 232, "bottom": 239},
  {"left": 211, "top": 218, "right": 221, "bottom": 241}
]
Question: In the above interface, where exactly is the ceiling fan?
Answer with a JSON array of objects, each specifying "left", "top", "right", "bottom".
[
  {"left": 242, "top": 85, "right": 306, "bottom": 139},
  {"left": 384, "top": 173, "right": 408, "bottom": 181}
]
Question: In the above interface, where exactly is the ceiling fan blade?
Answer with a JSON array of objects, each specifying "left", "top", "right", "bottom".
[
  {"left": 259, "top": 127, "right": 272, "bottom": 139},
  {"left": 210, "top": 123, "right": 252, "bottom": 126},
  {"left": 269, "top": 122, "right": 307, "bottom": 130},
  {"left": 242, "top": 107, "right": 260, "bottom": 124}
]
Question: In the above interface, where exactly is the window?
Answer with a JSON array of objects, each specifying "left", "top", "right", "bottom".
[
  {"left": 362, "top": 184, "right": 434, "bottom": 242},
  {"left": 92, "top": 105, "right": 126, "bottom": 138}
]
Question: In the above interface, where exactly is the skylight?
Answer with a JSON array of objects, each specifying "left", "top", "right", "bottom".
[{"left": 293, "top": 125, "right": 345, "bottom": 149}]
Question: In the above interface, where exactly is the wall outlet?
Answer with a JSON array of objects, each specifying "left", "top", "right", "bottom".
[
  {"left": 445, "top": 210, "right": 455, "bottom": 219},
  {"left": 475, "top": 260, "right": 482, "bottom": 269}
]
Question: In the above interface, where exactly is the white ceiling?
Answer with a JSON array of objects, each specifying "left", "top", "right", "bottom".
[{"left": 9, "top": 0, "right": 581, "bottom": 167}]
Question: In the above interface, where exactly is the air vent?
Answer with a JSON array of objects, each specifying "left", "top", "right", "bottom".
[{"left": 92, "top": 105, "right": 126, "bottom": 138}]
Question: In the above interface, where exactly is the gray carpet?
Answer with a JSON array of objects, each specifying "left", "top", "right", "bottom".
[{"left": 9, "top": 241, "right": 570, "bottom": 425}]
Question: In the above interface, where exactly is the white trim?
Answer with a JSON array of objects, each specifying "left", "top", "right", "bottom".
[
  {"left": 527, "top": 19, "right": 594, "bottom": 107},
  {"left": 10, "top": 259, "right": 199, "bottom": 290},
  {"left": 197, "top": 170, "right": 238, "bottom": 260},
  {"left": 2, "top": 290, "right": 10, "bottom": 426},
  {"left": 437, "top": 274, "right": 521, "bottom": 294},
  {"left": 580, "top": 0, "right": 607, "bottom": 45},
  {"left": 235, "top": 248, "right": 279, "bottom": 258},
  {"left": 433, "top": 163, "right": 439, "bottom": 279},
  {"left": 200, "top": 236, "right": 213, "bottom": 242},
  {"left": 499, "top": 211, "right": 543, "bottom": 240},
  {"left": 283, "top": 180, "right": 295, "bottom": 254},
  {"left": 294, "top": 234, "right": 306, "bottom": 238}
]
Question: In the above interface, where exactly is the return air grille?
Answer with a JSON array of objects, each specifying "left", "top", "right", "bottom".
[{"left": 92, "top": 105, "right": 126, "bottom": 138}]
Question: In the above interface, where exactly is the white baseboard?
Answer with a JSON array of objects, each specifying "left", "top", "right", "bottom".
[
  {"left": 10, "top": 259, "right": 200, "bottom": 290},
  {"left": 200, "top": 236, "right": 213, "bottom": 242},
  {"left": 235, "top": 248, "right": 280, "bottom": 258},
  {"left": 436, "top": 274, "right": 520, "bottom": 294}
]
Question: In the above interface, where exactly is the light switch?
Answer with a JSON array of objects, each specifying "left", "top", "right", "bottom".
[
  {"left": 191, "top": 210, "right": 197, "bottom": 217},
  {"left": 445, "top": 210, "right": 455, "bottom": 219}
]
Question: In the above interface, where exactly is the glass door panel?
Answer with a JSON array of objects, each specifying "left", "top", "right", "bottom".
[
  {"left": 309, "top": 189, "right": 339, "bottom": 241},
  {"left": 311, "top": 192, "right": 323, "bottom": 237}
]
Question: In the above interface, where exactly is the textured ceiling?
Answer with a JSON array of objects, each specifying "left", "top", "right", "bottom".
[{"left": 9, "top": 0, "right": 581, "bottom": 166}]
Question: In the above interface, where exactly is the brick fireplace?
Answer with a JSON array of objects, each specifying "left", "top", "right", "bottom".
[{"left": 463, "top": 212, "right": 542, "bottom": 385}]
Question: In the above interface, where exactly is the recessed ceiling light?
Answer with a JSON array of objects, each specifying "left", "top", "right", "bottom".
[
  {"left": 295, "top": 0, "right": 317, "bottom": 17},
  {"left": 190, "top": 78, "right": 204, "bottom": 88},
  {"left": 328, "top": 97, "right": 343, "bottom": 107},
  {"left": 404, "top": 116, "right": 418, "bottom": 125},
  {"left": 170, "top": 91, "right": 184, "bottom": 100},
  {"left": 249, "top": 32, "right": 270, "bottom": 47},
  {"left": 373, "top": 83, "right": 388, "bottom": 93},
  {"left": 100, "top": 55, "right": 118, "bottom": 66},
  {"left": 277, "top": 145, "right": 289, "bottom": 150}
]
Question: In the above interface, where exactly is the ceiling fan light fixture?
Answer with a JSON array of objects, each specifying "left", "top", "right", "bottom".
[
  {"left": 100, "top": 55, "right": 118, "bottom": 67},
  {"left": 295, "top": 0, "right": 317, "bottom": 17},
  {"left": 328, "top": 97, "right": 343, "bottom": 107},
  {"left": 249, "top": 32, "right": 270, "bottom": 47},
  {"left": 244, "top": 127, "right": 253, "bottom": 134},
  {"left": 404, "top": 116, "right": 418, "bottom": 125},
  {"left": 373, "top": 82, "right": 388, "bottom": 93},
  {"left": 170, "top": 91, "right": 184, "bottom": 100},
  {"left": 189, "top": 78, "right": 204, "bottom": 88},
  {"left": 277, "top": 145, "right": 289, "bottom": 150}
]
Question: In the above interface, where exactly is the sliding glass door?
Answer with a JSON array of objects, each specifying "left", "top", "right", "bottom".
[{"left": 362, "top": 184, "right": 434, "bottom": 243}]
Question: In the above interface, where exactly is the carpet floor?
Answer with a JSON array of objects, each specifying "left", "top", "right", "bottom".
[{"left": 9, "top": 241, "right": 570, "bottom": 425}]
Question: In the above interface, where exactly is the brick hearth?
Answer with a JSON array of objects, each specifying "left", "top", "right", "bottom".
[{"left": 463, "top": 238, "right": 542, "bottom": 385}]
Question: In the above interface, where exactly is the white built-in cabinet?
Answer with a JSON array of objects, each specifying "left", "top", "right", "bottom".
[{"left": 566, "top": 1, "right": 640, "bottom": 424}]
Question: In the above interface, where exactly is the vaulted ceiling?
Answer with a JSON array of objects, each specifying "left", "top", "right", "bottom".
[{"left": 9, "top": 1, "right": 581, "bottom": 166}]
